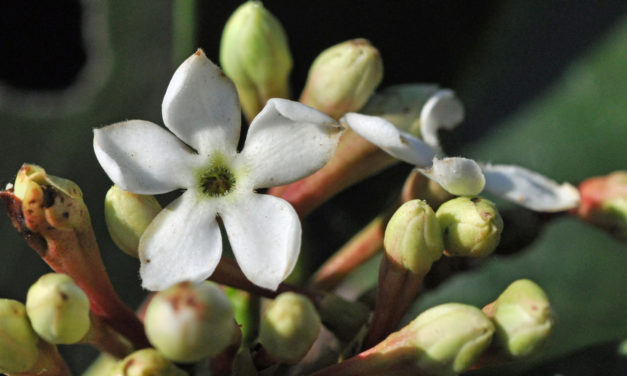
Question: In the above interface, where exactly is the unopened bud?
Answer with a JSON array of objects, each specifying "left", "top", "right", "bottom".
[
  {"left": 144, "top": 281, "right": 236, "bottom": 363},
  {"left": 13, "top": 164, "right": 86, "bottom": 231},
  {"left": 419, "top": 157, "right": 486, "bottom": 196},
  {"left": 0, "top": 299, "right": 40, "bottom": 374},
  {"left": 400, "top": 303, "right": 494, "bottom": 375},
  {"left": 384, "top": 200, "right": 443, "bottom": 276},
  {"left": 220, "top": 1, "right": 292, "bottom": 120},
  {"left": 301, "top": 39, "right": 383, "bottom": 119},
  {"left": 578, "top": 171, "right": 627, "bottom": 240},
  {"left": 83, "top": 355, "right": 118, "bottom": 376},
  {"left": 105, "top": 185, "right": 161, "bottom": 258},
  {"left": 436, "top": 196, "right": 503, "bottom": 257},
  {"left": 110, "top": 348, "right": 186, "bottom": 376},
  {"left": 14, "top": 163, "right": 82, "bottom": 202},
  {"left": 26, "top": 273, "right": 90, "bottom": 344},
  {"left": 259, "top": 292, "right": 321, "bottom": 363},
  {"left": 487, "top": 279, "right": 553, "bottom": 358}
]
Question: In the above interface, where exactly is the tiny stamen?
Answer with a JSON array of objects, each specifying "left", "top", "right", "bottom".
[{"left": 199, "top": 166, "right": 235, "bottom": 197}]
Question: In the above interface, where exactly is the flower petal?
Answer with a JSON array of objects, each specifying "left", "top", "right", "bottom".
[
  {"left": 139, "top": 191, "right": 222, "bottom": 291},
  {"left": 93, "top": 120, "right": 198, "bottom": 194},
  {"left": 162, "top": 49, "right": 241, "bottom": 154},
  {"left": 220, "top": 193, "right": 300, "bottom": 290},
  {"left": 482, "top": 164, "right": 581, "bottom": 212},
  {"left": 419, "top": 89, "right": 464, "bottom": 151},
  {"left": 240, "top": 99, "right": 343, "bottom": 188},
  {"left": 342, "top": 112, "right": 437, "bottom": 166},
  {"left": 419, "top": 157, "right": 485, "bottom": 196}
]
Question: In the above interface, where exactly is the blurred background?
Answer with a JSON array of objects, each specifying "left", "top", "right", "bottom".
[{"left": 1, "top": 0, "right": 626, "bottom": 374}]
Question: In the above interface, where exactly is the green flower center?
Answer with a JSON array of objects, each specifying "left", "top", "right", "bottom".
[{"left": 198, "top": 158, "right": 236, "bottom": 197}]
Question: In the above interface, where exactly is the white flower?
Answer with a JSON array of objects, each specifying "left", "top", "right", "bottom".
[
  {"left": 94, "top": 50, "right": 343, "bottom": 291},
  {"left": 342, "top": 112, "right": 580, "bottom": 212}
]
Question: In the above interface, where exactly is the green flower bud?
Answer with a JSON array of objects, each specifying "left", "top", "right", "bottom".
[
  {"left": 384, "top": 200, "right": 443, "bottom": 276},
  {"left": 301, "top": 39, "right": 383, "bottom": 119},
  {"left": 220, "top": 1, "right": 292, "bottom": 121},
  {"left": 26, "top": 273, "right": 91, "bottom": 344},
  {"left": 144, "top": 281, "right": 236, "bottom": 363},
  {"left": 259, "top": 292, "right": 321, "bottom": 363},
  {"left": 489, "top": 279, "right": 553, "bottom": 358},
  {"left": 0, "top": 299, "right": 40, "bottom": 374},
  {"left": 110, "top": 349, "right": 187, "bottom": 376},
  {"left": 83, "top": 354, "right": 118, "bottom": 376},
  {"left": 104, "top": 185, "right": 162, "bottom": 258},
  {"left": 399, "top": 303, "right": 494, "bottom": 375},
  {"left": 436, "top": 196, "right": 503, "bottom": 258},
  {"left": 13, "top": 163, "right": 83, "bottom": 202}
]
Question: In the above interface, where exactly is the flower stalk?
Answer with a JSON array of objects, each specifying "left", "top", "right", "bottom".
[
  {"left": 311, "top": 303, "right": 494, "bottom": 376},
  {"left": 364, "top": 200, "right": 444, "bottom": 349},
  {"left": 1, "top": 165, "right": 149, "bottom": 349},
  {"left": 311, "top": 170, "right": 452, "bottom": 291}
]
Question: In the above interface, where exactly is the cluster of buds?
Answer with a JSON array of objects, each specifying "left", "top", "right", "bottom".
[{"left": 0, "top": 1, "right": 619, "bottom": 375}]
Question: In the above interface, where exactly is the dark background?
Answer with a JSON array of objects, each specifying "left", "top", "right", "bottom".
[{"left": 1, "top": 1, "right": 626, "bottom": 374}]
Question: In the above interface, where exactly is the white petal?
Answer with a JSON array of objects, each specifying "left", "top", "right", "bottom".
[
  {"left": 342, "top": 112, "right": 437, "bottom": 166},
  {"left": 220, "top": 194, "right": 301, "bottom": 290},
  {"left": 93, "top": 120, "right": 198, "bottom": 194},
  {"left": 139, "top": 191, "right": 222, "bottom": 291},
  {"left": 162, "top": 50, "right": 241, "bottom": 154},
  {"left": 419, "top": 89, "right": 464, "bottom": 150},
  {"left": 240, "top": 99, "right": 343, "bottom": 188},
  {"left": 419, "top": 157, "right": 485, "bottom": 196},
  {"left": 482, "top": 164, "right": 581, "bottom": 212}
]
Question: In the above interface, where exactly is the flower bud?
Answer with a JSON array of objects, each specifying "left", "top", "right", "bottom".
[
  {"left": 577, "top": 171, "right": 627, "bottom": 240},
  {"left": 384, "top": 200, "right": 443, "bottom": 276},
  {"left": 419, "top": 157, "right": 486, "bottom": 196},
  {"left": 26, "top": 273, "right": 91, "bottom": 344},
  {"left": 83, "top": 355, "right": 118, "bottom": 376},
  {"left": 13, "top": 163, "right": 86, "bottom": 231},
  {"left": 487, "top": 279, "right": 553, "bottom": 358},
  {"left": 399, "top": 303, "right": 494, "bottom": 375},
  {"left": 220, "top": 1, "right": 292, "bottom": 120},
  {"left": 301, "top": 39, "right": 383, "bottom": 119},
  {"left": 13, "top": 163, "right": 82, "bottom": 202},
  {"left": 436, "top": 196, "right": 503, "bottom": 257},
  {"left": 110, "top": 349, "right": 186, "bottom": 376},
  {"left": 104, "top": 185, "right": 162, "bottom": 258},
  {"left": 144, "top": 281, "right": 237, "bottom": 363},
  {"left": 0, "top": 299, "right": 40, "bottom": 374},
  {"left": 259, "top": 292, "right": 321, "bottom": 363}
]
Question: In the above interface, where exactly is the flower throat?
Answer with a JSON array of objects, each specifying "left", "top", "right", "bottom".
[{"left": 199, "top": 165, "right": 235, "bottom": 197}]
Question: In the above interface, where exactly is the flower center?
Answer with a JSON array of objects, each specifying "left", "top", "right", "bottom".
[{"left": 198, "top": 165, "right": 236, "bottom": 197}]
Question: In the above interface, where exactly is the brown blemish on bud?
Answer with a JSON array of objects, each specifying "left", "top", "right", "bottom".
[
  {"left": 42, "top": 186, "right": 57, "bottom": 208},
  {"left": 471, "top": 197, "right": 481, "bottom": 203},
  {"left": 124, "top": 359, "right": 136, "bottom": 373},
  {"left": 480, "top": 211, "right": 494, "bottom": 220},
  {"left": 166, "top": 283, "right": 203, "bottom": 314}
]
